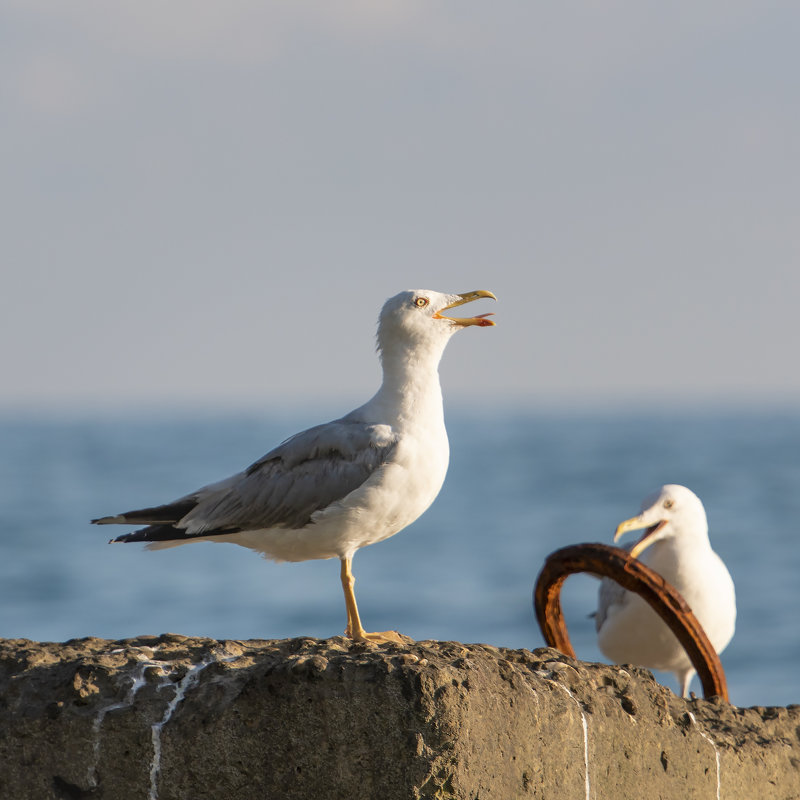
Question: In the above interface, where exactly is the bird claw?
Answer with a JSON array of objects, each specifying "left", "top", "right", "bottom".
[{"left": 346, "top": 629, "right": 409, "bottom": 645}]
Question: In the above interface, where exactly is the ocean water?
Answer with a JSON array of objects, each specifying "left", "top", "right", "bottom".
[{"left": 1, "top": 407, "right": 798, "bottom": 708}]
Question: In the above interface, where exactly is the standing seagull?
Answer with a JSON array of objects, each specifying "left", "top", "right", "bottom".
[
  {"left": 595, "top": 484, "right": 736, "bottom": 697},
  {"left": 93, "top": 289, "right": 496, "bottom": 643}
]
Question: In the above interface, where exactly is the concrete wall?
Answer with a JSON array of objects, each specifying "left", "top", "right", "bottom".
[{"left": 1, "top": 635, "right": 797, "bottom": 799}]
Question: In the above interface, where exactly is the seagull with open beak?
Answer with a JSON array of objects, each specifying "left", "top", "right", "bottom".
[
  {"left": 595, "top": 484, "right": 736, "bottom": 697},
  {"left": 94, "top": 289, "right": 496, "bottom": 644}
]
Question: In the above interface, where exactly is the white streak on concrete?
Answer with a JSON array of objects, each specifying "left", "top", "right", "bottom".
[
  {"left": 538, "top": 673, "right": 591, "bottom": 800},
  {"left": 148, "top": 657, "right": 213, "bottom": 800},
  {"left": 148, "top": 649, "right": 239, "bottom": 800},
  {"left": 87, "top": 655, "right": 158, "bottom": 788},
  {"left": 87, "top": 645, "right": 242, "bottom": 797},
  {"left": 688, "top": 711, "right": 721, "bottom": 800}
]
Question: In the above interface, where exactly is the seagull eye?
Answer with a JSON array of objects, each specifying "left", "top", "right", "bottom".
[
  {"left": 414, "top": 297, "right": 429, "bottom": 308},
  {"left": 663, "top": 499, "right": 674, "bottom": 509}
]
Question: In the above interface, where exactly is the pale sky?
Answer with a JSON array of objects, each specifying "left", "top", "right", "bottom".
[{"left": 3, "top": 2, "right": 799, "bottom": 411}]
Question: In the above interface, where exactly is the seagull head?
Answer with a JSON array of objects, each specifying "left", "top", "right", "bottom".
[
  {"left": 614, "top": 484, "right": 709, "bottom": 559},
  {"left": 377, "top": 289, "right": 496, "bottom": 354}
]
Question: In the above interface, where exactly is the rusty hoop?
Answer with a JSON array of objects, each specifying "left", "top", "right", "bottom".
[{"left": 533, "top": 542, "right": 728, "bottom": 701}]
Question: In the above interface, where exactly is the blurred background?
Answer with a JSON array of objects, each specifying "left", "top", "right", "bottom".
[{"left": 2, "top": 2, "right": 798, "bottom": 706}]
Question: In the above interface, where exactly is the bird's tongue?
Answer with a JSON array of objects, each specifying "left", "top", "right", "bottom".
[{"left": 635, "top": 519, "right": 667, "bottom": 549}]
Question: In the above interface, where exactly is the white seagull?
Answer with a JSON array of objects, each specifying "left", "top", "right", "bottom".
[
  {"left": 595, "top": 484, "right": 736, "bottom": 697},
  {"left": 93, "top": 289, "right": 496, "bottom": 643}
]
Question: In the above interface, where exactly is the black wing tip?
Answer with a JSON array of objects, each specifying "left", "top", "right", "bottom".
[
  {"left": 92, "top": 500, "right": 198, "bottom": 527},
  {"left": 109, "top": 526, "right": 175, "bottom": 544},
  {"left": 109, "top": 530, "right": 140, "bottom": 544},
  {"left": 108, "top": 524, "right": 243, "bottom": 544}
]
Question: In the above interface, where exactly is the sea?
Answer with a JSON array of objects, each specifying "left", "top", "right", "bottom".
[{"left": 1, "top": 407, "right": 798, "bottom": 709}]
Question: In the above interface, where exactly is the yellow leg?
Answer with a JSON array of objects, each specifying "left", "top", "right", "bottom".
[{"left": 339, "top": 557, "right": 407, "bottom": 645}]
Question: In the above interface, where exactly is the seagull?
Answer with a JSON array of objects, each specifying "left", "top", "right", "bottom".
[
  {"left": 595, "top": 484, "right": 736, "bottom": 697},
  {"left": 93, "top": 289, "right": 496, "bottom": 644}
]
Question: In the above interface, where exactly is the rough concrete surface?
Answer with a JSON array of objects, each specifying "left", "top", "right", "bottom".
[{"left": 0, "top": 635, "right": 798, "bottom": 799}]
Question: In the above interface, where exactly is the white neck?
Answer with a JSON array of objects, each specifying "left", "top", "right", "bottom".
[{"left": 366, "top": 337, "right": 448, "bottom": 429}]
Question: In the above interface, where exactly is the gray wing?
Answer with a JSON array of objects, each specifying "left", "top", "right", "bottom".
[
  {"left": 594, "top": 540, "right": 636, "bottom": 631},
  {"left": 595, "top": 577, "right": 630, "bottom": 632},
  {"left": 178, "top": 420, "right": 398, "bottom": 534}
]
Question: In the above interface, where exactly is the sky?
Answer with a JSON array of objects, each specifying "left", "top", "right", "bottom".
[{"left": 3, "top": 2, "right": 799, "bottom": 412}]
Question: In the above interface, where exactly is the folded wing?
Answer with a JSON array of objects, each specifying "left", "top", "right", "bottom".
[{"left": 94, "top": 420, "right": 398, "bottom": 543}]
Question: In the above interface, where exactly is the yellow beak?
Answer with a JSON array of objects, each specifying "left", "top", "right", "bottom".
[
  {"left": 615, "top": 515, "right": 668, "bottom": 560},
  {"left": 434, "top": 290, "right": 497, "bottom": 327}
]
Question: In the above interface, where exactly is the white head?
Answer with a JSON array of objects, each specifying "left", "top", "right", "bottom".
[
  {"left": 376, "top": 289, "right": 496, "bottom": 361},
  {"left": 614, "top": 484, "right": 709, "bottom": 559}
]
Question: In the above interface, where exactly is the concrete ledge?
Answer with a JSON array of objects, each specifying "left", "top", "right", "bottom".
[{"left": 0, "top": 635, "right": 797, "bottom": 799}]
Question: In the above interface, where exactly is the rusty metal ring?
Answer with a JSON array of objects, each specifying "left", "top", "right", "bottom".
[{"left": 533, "top": 542, "right": 728, "bottom": 701}]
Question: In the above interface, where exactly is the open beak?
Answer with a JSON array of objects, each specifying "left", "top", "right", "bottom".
[
  {"left": 433, "top": 290, "right": 497, "bottom": 327},
  {"left": 614, "top": 516, "right": 668, "bottom": 560}
]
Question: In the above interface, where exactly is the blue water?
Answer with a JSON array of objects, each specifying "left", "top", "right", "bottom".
[{"left": 1, "top": 408, "right": 798, "bottom": 708}]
